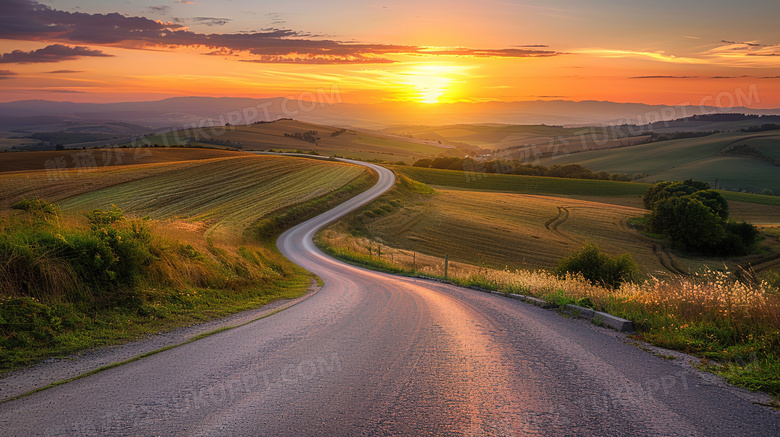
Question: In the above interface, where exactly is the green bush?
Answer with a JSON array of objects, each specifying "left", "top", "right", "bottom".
[
  {"left": 1, "top": 202, "right": 158, "bottom": 303},
  {"left": 553, "top": 244, "right": 638, "bottom": 289}
]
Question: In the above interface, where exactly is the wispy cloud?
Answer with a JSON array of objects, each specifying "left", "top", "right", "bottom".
[
  {"left": 574, "top": 49, "right": 702, "bottom": 64},
  {"left": 0, "top": 44, "right": 112, "bottom": 64},
  {"left": 23, "top": 89, "right": 86, "bottom": 93},
  {"left": 629, "top": 75, "right": 698, "bottom": 79},
  {"left": 47, "top": 69, "right": 84, "bottom": 73},
  {"left": 700, "top": 40, "right": 780, "bottom": 66},
  {"left": 0, "top": 70, "right": 18, "bottom": 79},
  {"left": 148, "top": 5, "right": 170, "bottom": 14}
]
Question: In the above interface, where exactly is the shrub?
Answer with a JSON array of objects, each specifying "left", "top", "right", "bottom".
[{"left": 552, "top": 244, "right": 638, "bottom": 289}]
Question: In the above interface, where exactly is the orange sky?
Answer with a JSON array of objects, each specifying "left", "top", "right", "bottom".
[{"left": 1, "top": 0, "right": 779, "bottom": 108}]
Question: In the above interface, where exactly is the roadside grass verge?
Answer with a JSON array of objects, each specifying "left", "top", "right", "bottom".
[{"left": 0, "top": 202, "right": 312, "bottom": 370}]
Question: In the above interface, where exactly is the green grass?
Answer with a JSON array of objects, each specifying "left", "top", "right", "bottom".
[
  {"left": 393, "top": 165, "right": 649, "bottom": 197},
  {"left": 533, "top": 131, "right": 780, "bottom": 194},
  {"left": 0, "top": 271, "right": 313, "bottom": 371}
]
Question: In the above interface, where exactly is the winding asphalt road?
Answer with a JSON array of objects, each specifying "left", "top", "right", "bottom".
[{"left": 1, "top": 159, "right": 779, "bottom": 436}]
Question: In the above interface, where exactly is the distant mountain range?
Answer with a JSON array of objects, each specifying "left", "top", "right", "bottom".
[{"left": 1, "top": 97, "right": 779, "bottom": 131}]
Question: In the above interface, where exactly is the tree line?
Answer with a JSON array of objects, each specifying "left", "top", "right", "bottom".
[{"left": 412, "top": 157, "right": 634, "bottom": 181}]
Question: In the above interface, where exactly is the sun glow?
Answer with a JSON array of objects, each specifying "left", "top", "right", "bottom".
[{"left": 399, "top": 64, "right": 470, "bottom": 104}]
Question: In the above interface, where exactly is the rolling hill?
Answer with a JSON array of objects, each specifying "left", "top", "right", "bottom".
[
  {"left": 138, "top": 119, "right": 473, "bottom": 163},
  {"left": 533, "top": 131, "right": 780, "bottom": 194}
]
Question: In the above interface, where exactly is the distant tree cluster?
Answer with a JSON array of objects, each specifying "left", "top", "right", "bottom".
[
  {"left": 740, "top": 123, "right": 780, "bottom": 133},
  {"left": 644, "top": 180, "right": 759, "bottom": 256},
  {"left": 330, "top": 129, "right": 347, "bottom": 137},
  {"left": 676, "top": 113, "right": 780, "bottom": 123},
  {"left": 412, "top": 157, "right": 632, "bottom": 181},
  {"left": 643, "top": 131, "right": 719, "bottom": 144},
  {"left": 284, "top": 130, "right": 319, "bottom": 144}
]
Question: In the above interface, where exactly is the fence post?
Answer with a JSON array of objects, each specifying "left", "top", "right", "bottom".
[
  {"left": 445, "top": 254, "right": 448, "bottom": 280},
  {"left": 378, "top": 246, "right": 381, "bottom": 259}
]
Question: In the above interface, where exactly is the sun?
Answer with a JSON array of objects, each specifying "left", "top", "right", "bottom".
[
  {"left": 414, "top": 76, "right": 449, "bottom": 104},
  {"left": 399, "top": 64, "right": 468, "bottom": 104}
]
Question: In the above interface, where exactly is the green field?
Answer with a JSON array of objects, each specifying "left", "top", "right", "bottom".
[
  {"left": 393, "top": 164, "right": 780, "bottom": 210},
  {"left": 534, "top": 131, "right": 780, "bottom": 194},
  {"left": 393, "top": 165, "right": 650, "bottom": 198}
]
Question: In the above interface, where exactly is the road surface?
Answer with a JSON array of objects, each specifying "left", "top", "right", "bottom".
[{"left": 1, "top": 159, "right": 778, "bottom": 436}]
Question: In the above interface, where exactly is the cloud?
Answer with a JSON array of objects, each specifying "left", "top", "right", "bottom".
[
  {"left": 148, "top": 5, "right": 170, "bottom": 14},
  {"left": 192, "top": 17, "right": 232, "bottom": 27},
  {"left": 47, "top": 69, "right": 83, "bottom": 73},
  {"left": 239, "top": 56, "right": 395, "bottom": 64},
  {"left": 721, "top": 40, "right": 763, "bottom": 47},
  {"left": 0, "top": 0, "right": 561, "bottom": 64},
  {"left": 418, "top": 48, "right": 559, "bottom": 58},
  {"left": 629, "top": 75, "right": 697, "bottom": 79},
  {"left": 24, "top": 89, "right": 86, "bottom": 93},
  {"left": 575, "top": 49, "right": 702, "bottom": 64},
  {"left": 0, "top": 70, "right": 18, "bottom": 79},
  {"left": 701, "top": 41, "right": 780, "bottom": 66},
  {"left": 0, "top": 44, "right": 112, "bottom": 64}
]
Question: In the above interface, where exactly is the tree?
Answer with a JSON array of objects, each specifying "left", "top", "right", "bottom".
[
  {"left": 690, "top": 189, "right": 729, "bottom": 220},
  {"left": 644, "top": 180, "right": 758, "bottom": 256},
  {"left": 651, "top": 196, "right": 725, "bottom": 252}
]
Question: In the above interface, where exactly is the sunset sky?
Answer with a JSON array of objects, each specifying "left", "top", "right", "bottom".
[{"left": 1, "top": 0, "right": 779, "bottom": 107}]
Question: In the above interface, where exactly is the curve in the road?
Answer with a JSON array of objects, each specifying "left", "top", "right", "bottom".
[{"left": 1, "top": 157, "right": 778, "bottom": 436}]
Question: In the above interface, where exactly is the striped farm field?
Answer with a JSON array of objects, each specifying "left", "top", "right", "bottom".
[
  {"left": 1, "top": 149, "right": 369, "bottom": 260},
  {"left": 56, "top": 155, "right": 366, "bottom": 242},
  {"left": 362, "top": 188, "right": 672, "bottom": 275}
]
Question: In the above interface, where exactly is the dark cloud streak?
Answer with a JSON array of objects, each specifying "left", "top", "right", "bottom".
[
  {"left": 193, "top": 17, "right": 232, "bottom": 27},
  {"left": 0, "top": 44, "right": 112, "bottom": 64}
]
